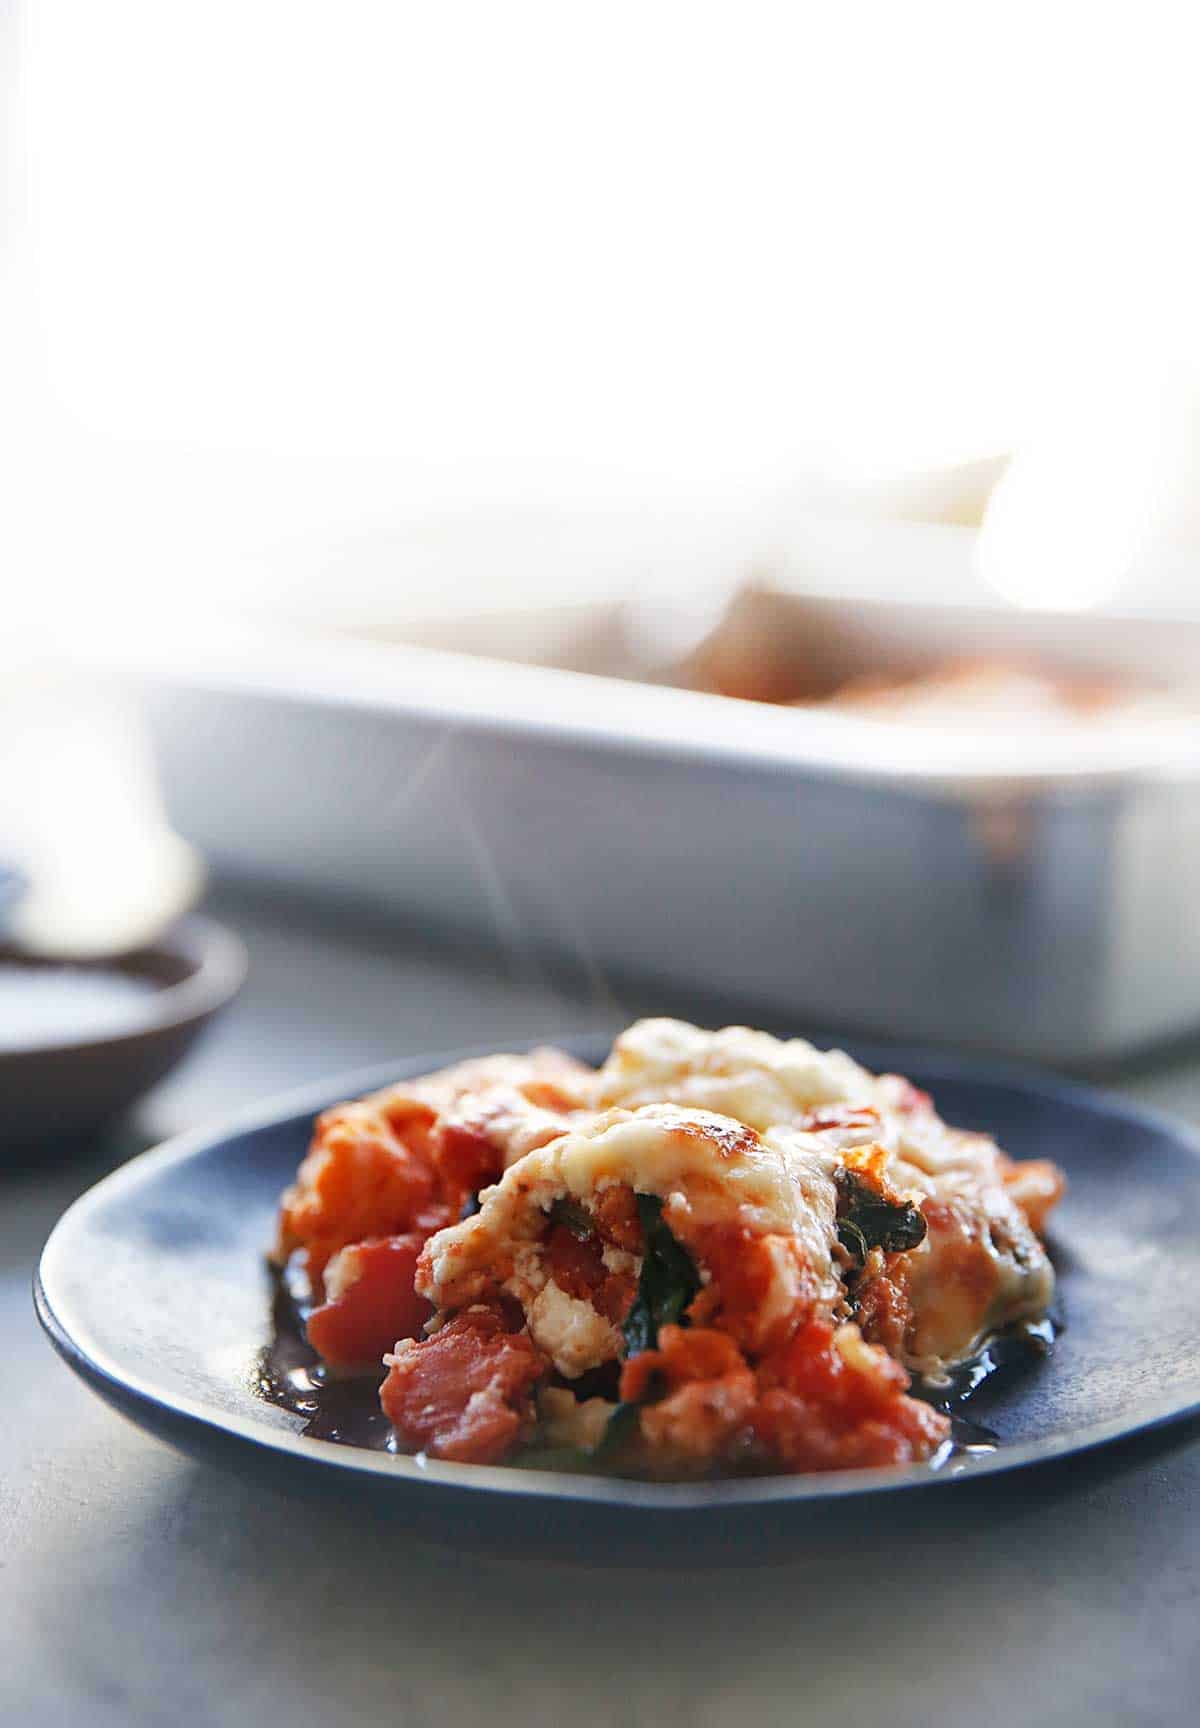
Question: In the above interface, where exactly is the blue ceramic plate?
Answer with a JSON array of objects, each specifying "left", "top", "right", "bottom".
[{"left": 34, "top": 1038, "right": 1200, "bottom": 1536}]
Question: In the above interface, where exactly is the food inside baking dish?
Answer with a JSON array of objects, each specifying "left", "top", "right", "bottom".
[{"left": 269, "top": 1020, "right": 1064, "bottom": 1477}]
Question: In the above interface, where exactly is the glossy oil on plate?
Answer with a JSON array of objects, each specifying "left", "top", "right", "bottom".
[{"left": 34, "top": 1036, "right": 1200, "bottom": 1538}]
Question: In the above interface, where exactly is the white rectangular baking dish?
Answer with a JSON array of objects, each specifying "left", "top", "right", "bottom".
[{"left": 138, "top": 588, "right": 1200, "bottom": 1064}]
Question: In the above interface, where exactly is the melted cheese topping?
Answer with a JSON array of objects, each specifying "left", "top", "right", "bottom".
[
  {"left": 596, "top": 1019, "right": 873, "bottom": 1128},
  {"left": 420, "top": 1103, "right": 842, "bottom": 1320},
  {"left": 592, "top": 1019, "right": 1056, "bottom": 1374},
  {"left": 440, "top": 1082, "right": 590, "bottom": 1173},
  {"left": 371, "top": 1046, "right": 594, "bottom": 1121},
  {"left": 597, "top": 1019, "right": 1009, "bottom": 1189}
]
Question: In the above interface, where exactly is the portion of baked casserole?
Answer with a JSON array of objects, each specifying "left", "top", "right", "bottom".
[{"left": 272, "top": 1020, "right": 1063, "bottom": 1476}]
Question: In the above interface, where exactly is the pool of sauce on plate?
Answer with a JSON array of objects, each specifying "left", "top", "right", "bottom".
[
  {"left": 914, "top": 1315, "right": 1060, "bottom": 1471},
  {"left": 252, "top": 1268, "right": 394, "bottom": 1451},
  {"left": 254, "top": 1265, "right": 1061, "bottom": 1472}
]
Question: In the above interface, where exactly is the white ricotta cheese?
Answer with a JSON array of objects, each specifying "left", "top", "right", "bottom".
[{"left": 526, "top": 1282, "right": 623, "bottom": 1378}]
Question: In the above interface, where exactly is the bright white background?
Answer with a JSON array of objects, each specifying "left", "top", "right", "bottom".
[{"left": 3, "top": 1, "right": 1200, "bottom": 649}]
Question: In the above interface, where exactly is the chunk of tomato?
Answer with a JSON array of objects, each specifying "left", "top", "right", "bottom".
[
  {"left": 380, "top": 1310, "right": 544, "bottom": 1464},
  {"left": 305, "top": 1234, "right": 431, "bottom": 1368}
]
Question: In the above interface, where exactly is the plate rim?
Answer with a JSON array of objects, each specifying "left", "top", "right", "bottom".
[{"left": 34, "top": 1035, "right": 1200, "bottom": 1513}]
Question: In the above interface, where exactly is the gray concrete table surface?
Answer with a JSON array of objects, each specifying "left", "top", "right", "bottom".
[{"left": 4, "top": 889, "right": 1199, "bottom": 1727}]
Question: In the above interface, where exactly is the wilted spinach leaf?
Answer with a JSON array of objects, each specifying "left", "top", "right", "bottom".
[
  {"left": 548, "top": 1196, "right": 594, "bottom": 1240},
  {"left": 594, "top": 1399, "right": 643, "bottom": 1461},
  {"left": 835, "top": 1168, "right": 926, "bottom": 1266},
  {"left": 622, "top": 1193, "right": 700, "bottom": 1358}
]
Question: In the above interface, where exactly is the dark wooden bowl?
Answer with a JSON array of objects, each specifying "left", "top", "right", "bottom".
[{"left": 0, "top": 916, "right": 245, "bottom": 1157}]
